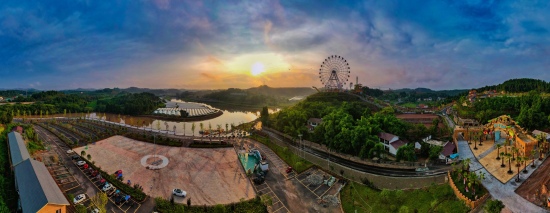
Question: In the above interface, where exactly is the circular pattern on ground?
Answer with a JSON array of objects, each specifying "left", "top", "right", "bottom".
[{"left": 141, "top": 155, "right": 169, "bottom": 169}]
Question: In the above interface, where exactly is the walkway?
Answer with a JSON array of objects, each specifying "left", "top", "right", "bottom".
[{"left": 457, "top": 139, "right": 547, "bottom": 213}]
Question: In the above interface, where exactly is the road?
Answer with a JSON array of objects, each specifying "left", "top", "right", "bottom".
[{"left": 262, "top": 129, "right": 449, "bottom": 177}]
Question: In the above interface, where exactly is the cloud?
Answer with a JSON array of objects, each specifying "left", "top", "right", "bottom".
[{"left": 1, "top": 0, "right": 550, "bottom": 90}]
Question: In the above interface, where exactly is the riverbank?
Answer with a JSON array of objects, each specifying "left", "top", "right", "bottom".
[{"left": 143, "top": 110, "right": 223, "bottom": 122}]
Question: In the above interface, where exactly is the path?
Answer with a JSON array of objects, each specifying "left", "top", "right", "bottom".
[{"left": 457, "top": 139, "right": 547, "bottom": 213}]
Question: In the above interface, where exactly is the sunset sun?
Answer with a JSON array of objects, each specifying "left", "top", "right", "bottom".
[{"left": 251, "top": 62, "right": 265, "bottom": 76}]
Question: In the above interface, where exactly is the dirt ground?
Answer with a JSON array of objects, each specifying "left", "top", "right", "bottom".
[
  {"left": 516, "top": 157, "right": 550, "bottom": 208},
  {"left": 478, "top": 149, "right": 517, "bottom": 183},
  {"left": 74, "top": 136, "right": 256, "bottom": 206}
]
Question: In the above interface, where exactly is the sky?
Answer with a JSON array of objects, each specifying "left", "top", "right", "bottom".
[{"left": 1, "top": 0, "right": 550, "bottom": 90}]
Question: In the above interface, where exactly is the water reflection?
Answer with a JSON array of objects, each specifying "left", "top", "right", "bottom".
[{"left": 86, "top": 103, "right": 277, "bottom": 135}]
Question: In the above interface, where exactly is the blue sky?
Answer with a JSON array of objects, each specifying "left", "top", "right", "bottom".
[{"left": 1, "top": 0, "right": 549, "bottom": 90}]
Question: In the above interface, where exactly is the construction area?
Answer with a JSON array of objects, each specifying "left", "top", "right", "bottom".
[{"left": 74, "top": 136, "right": 256, "bottom": 206}]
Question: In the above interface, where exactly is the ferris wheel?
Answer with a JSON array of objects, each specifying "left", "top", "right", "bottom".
[{"left": 319, "top": 55, "right": 350, "bottom": 91}]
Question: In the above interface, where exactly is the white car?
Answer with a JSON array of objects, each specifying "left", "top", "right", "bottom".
[
  {"left": 73, "top": 194, "right": 86, "bottom": 204},
  {"left": 172, "top": 188, "right": 187, "bottom": 197},
  {"left": 66, "top": 149, "right": 74, "bottom": 154},
  {"left": 102, "top": 183, "right": 113, "bottom": 192},
  {"left": 76, "top": 161, "right": 86, "bottom": 166}
]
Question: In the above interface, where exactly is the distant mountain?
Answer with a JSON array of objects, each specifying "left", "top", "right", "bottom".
[
  {"left": 245, "top": 85, "right": 316, "bottom": 98},
  {"left": 391, "top": 87, "right": 467, "bottom": 96}
]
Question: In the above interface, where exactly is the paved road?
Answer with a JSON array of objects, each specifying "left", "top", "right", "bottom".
[
  {"left": 457, "top": 139, "right": 547, "bottom": 213},
  {"left": 262, "top": 129, "right": 449, "bottom": 177}
]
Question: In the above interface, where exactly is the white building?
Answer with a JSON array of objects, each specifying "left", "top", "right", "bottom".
[{"left": 377, "top": 132, "right": 406, "bottom": 155}]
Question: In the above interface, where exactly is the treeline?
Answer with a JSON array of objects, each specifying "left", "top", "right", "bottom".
[
  {"left": 0, "top": 90, "right": 165, "bottom": 117},
  {"left": 200, "top": 88, "right": 289, "bottom": 106},
  {"left": 477, "top": 78, "right": 550, "bottom": 93},
  {"left": 95, "top": 92, "right": 164, "bottom": 115},
  {"left": 456, "top": 92, "right": 550, "bottom": 130},
  {"left": 267, "top": 93, "right": 443, "bottom": 160}
]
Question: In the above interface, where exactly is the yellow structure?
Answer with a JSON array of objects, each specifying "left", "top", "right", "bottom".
[{"left": 453, "top": 115, "right": 539, "bottom": 157}]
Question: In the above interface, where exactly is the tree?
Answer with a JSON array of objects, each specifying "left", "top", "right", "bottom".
[
  {"left": 484, "top": 199, "right": 505, "bottom": 213},
  {"left": 500, "top": 152, "right": 506, "bottom": 167},
  {"left": 81, "top": 150, "right": 86, "bottom": 157},
  {"left": 90, "top": 192, "right": 108, "bottom": 213},
  {"left": 260, "top": 106, "right": 269, "bottom": 126},
  {"left": 75, "top": 204, "right": 87, "bottom": 213},
  {"left": 87, "top": 154, "right": 92, "bottom": 161},
  {"left": 428, "top": 145, "right": 443, "bottom": 160},
  {"left": 396, "top": 144, "right": 416, "bottom": 162},
  {"left": 495, "top": 144, "right": 502, "bottom": 160},
  {"left": 505, "top": 153, "right": 513, "bottom": 174}
]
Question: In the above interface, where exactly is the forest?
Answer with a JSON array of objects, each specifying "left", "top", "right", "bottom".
[
  {"left": 266, "top": 93, "right": 446, "bottom": 161},
  {"left": 456, "top": 91, "right": 550, "bottom": 130},
  {"left": 176, "top": 85, "right": 316, "bottom": 107},
  {"left": 0, "top": 90, "right": 164, "bottom": 117},
  {"left": 476, "top": 78, "right": 550, "bottom": 93}
]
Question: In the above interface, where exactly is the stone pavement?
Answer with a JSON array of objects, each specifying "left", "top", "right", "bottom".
[{"left": 457, "top": 139, "right": 547, "bottom": 213}]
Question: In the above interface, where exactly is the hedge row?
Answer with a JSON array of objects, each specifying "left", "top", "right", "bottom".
[
  {"left": 80, "top": 157, "right": 147, "bottom": 202},
  {"left": 124, "top": 133, "right": 183, "bottom": 147},
  {"left": 188, "top": 143, "right": 233, "bottom": 148},
  {"left": 155, "top": 196, "right": 268, "bottom": 213},
  {"left": 35, "top": 123, "right": 75, "bottom": 148}
]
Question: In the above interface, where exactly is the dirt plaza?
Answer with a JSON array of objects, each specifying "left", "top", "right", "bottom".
[{"left": 75, "top": 136, "right": 256, "bottom": 206}]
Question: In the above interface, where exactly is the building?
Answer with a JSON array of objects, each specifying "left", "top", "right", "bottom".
[
  {"left": 8, "top": 131, "right": 30, "bottom": 171},
  {"left": 8, "top": 132, "right": 70, "bottom": 213},
  {"left": 378, "top": 132, "right": 407, "bottom": 155},
  {"left": 307, "top": 118, "right": 322, "bottom": 132},
  {"left": 396, "top": 114, "right": 439, "bottom": 126},
  {"left": 12, "top": 126, "right": 23, "bottom": 134},
  {"left": 439, "top": 142, "right": 458, "bottom": 164},
  {"left": 0, "top": 96, "right": 4, "bottom": 101}
]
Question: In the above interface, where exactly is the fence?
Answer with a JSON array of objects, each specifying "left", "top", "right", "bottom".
[{"left": 447, "top": 172, "right": 490, "bottom": 209}]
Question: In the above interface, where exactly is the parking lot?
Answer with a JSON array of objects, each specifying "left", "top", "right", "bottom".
[{"left": 35, "top": 125, "right": 143, "bottom": 212}]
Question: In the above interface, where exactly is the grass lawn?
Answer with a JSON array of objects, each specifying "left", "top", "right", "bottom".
[
  {"left": 250, "top": 135, "right": 313, "bottom": 173},
  {"left": 399, "top": 102, "right": 418, "bottom": 108},
  {"left": 340, "top": 181, "right": 469, "bottom": 213}
]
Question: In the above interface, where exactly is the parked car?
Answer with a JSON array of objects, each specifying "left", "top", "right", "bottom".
[
  {"left": 115, "top": 193, "right": 127, "bottom": 205},
  {"left": 66, "top": 149, "right": 74, "bottom": 154},
  {"left": 73, "top": 194, "right": 86, "bottom": 205},
  {"left": 98, "top": 179, "right": 107, "bottom": 188},
  {"left": 253, "top": 175, "right": 265, "bottom": 184},
  {"left": 71, "top": 155, "right": 81, "bottom": 160},
  {"left": 77, "top": 161, "right": 86, "bottom": 166},
  {"left": 102, "top": 183, "right": 113, "bottom": 192},
  {"left": 106, "top": 188, "right": 117, "bottom": 197},
  {"left": 172, "top": 188, "right": 187, "bottom": 197}
]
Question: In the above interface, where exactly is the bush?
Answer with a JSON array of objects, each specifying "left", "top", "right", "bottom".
[
  {"left": 189, "top": 143, "right": 233, "bottom": 148},
  {"left": 155, "top": 196, "right": 267, "bottom": 213}
]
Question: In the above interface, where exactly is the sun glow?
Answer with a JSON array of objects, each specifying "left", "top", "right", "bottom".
[{"left": 251, "top": 62, "right": 265, "bottom": 76}]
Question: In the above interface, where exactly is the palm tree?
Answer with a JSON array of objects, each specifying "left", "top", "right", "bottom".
[
  {"left": 521, "top": 156, "right": 529, "bottom": 173},
  {"left": 516, "top": 156, "right": 523, "bottom": 182},
  {"left": 191, "top": 123, "right": 196, "bottom": 137},
  {"left": 473, "top": 133, "right": 478, "bottom": 150},
  {"left": 208, "top": 122, "right": 212, "bottom": 143},
  {"left": 505, "top": 153, "right": 513, "bottom": 174},
  {"left": 511, "top": 147, "right": 518, "bottom": 161},
  {"left": 216, "top": 124, "right": 222, "bottom": 141},
  {"left": 463, "top": 158, "right": 471, "bottom": 171},
  {"left": 504, "top": 137, "right": 510, "bottom": 155},
  {"left": 478, "top": 129, "right": 483, "bottom": 146},
  {"left": 496, "top": 144, "right": 502, "bottom": 160}
]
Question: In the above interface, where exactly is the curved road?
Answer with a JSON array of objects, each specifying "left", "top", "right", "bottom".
[{"left": 262, "top": 129, "right": 450, "bottom": 177}]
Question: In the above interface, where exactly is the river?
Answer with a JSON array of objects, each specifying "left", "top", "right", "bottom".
[{"left": 85, "top": 101, "right": 278, "bottom": 135}]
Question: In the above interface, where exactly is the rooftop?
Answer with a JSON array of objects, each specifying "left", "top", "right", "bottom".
[
  {"left": 14, "top": 159, "right": 70, "bottom": 212},
  {"left": 8, "top": 132, "right": 30, "bottom": 167}
]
